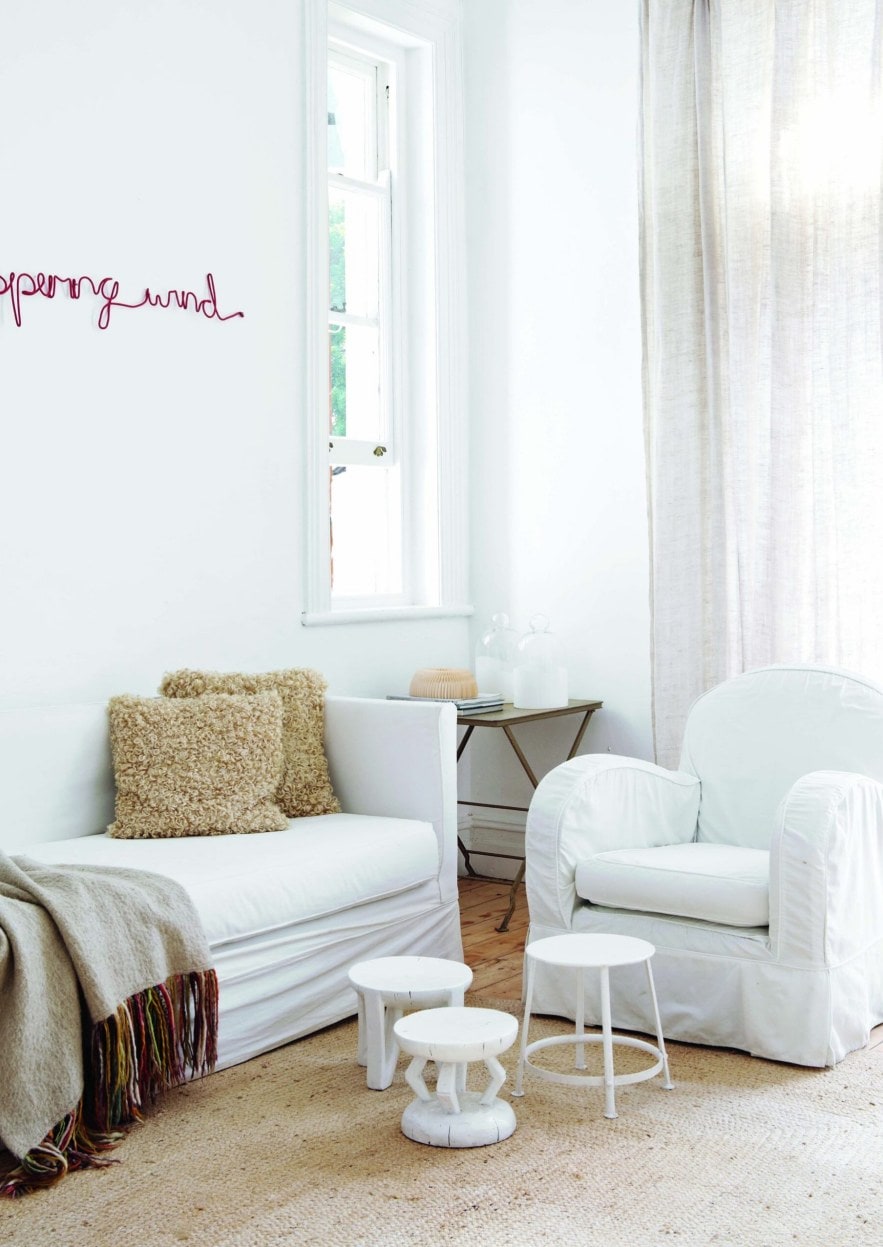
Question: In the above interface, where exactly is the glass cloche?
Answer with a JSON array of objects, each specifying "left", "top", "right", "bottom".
[
  {"left": 474, "top": 612, "right": 518, "bottom": 700},
  {"left": 512, "top": 614, "right": 568, "bottom": 709}
]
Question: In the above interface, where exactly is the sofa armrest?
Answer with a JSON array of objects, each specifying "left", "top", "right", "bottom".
[
  {"left": 525, "top": 755, "right": 701, "bottom": 929},
  {"left": 771, "top": 770, "right": 883, "bottom": 966},
  {"left": 323, "top": 696, "right": 458, "bottom": 904}
]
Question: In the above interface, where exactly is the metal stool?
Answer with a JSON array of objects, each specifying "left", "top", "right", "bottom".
[{"left": 513, "top": 933, "right": 674, "bottom": 1118}]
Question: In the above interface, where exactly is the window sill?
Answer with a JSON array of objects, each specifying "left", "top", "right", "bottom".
[{"left": 301, "top": 604, "right": 474, "bottom": 627}]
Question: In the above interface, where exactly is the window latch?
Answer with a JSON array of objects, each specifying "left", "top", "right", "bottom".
[{"left": 373, "top": 445, "right": 387, "bottom": 457}]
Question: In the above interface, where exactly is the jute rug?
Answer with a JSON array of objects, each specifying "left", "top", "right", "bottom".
[{"left": 2, "top": 1000, "right": 881, "bottom": 1247}]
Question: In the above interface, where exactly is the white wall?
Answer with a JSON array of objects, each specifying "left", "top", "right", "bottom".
[
  {"left": 0, "top": 0, "right": 652, "bottom": 847},
  {"left": 462, "top": 0, "right": 652, "bottom": 860},
  {"left": 0, "top": 0, "right": 470, "bottom": 712}
]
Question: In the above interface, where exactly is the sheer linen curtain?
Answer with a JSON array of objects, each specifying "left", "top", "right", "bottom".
[{"left": 640, "top": 0, "right": 883, "bottom": 767}]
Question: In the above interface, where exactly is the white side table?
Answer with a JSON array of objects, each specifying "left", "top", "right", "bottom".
[
  {"left": 513, "top": 933, "right": 674, "bottom": 1119},
  {"left": 394, "top": 1006, "right": 518, "bottom": 1148},
  {"left": 347, "top": 956, "right": 473, "bottom": 1090}
]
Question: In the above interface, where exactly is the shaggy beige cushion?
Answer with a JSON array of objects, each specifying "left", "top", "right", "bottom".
[
  {"left": 159, "top": 668, "right": 341, "bottom": 818},
  {"left": 108, "top": 692, "right": 288, "bottom": 839}
]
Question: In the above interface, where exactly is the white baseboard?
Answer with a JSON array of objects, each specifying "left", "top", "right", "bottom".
[{"left": 457, "top": 810, "right": 525, "bottom": 881}]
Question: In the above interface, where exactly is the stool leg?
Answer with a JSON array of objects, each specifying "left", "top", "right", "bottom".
[
  {"left": 364, "top": 990, "right": 401, "bottom": 1090},
  {"left": 644, "top": 961, "right": 674, "bottom": 1090},
  {"left": 436, "top": 1062, "right": 462, "bottom": 1114},
  {"left": 384, "top": 1006, "right": 404, "bottom": 1086},
  {"left": 355, "top": 991, "right": 367, "bottom": 1067},
  {"left": 405, "top": 1056, "right": 432, "bottom": 1102},
  {"left": 448, "top": 988, "right": 467, "bottom": 1093},
  {"left": 599, "top": 966, "right": 617, "bottom": 1119},
  {"left": 513, "top": 956, "right": 535, "bottom": 1096},
  {"left": 480, "top": 1055, "right": 506, "bottom": 1106},
  {"left": 575, "top": 967, "right": 586, "bottom": 1071}
]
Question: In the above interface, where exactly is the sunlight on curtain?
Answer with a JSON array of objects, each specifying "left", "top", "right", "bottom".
[{"left": 640, "top": 0, "right": 883, "bottom": 766}]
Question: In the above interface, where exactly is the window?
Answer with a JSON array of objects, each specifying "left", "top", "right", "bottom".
[
  {"left": 327, "top": 45, "right": 400, "bottom": 600},
  {"left": 303, "top": 0, "right": 468, "bottom": 625}
]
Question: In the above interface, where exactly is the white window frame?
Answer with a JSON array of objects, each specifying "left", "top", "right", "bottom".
[
  {"left": 302, "top": 0, "right": 470, "bottom": 625},
  {"left": 327, "top": 42, "right": 401, "bottom": 606}
]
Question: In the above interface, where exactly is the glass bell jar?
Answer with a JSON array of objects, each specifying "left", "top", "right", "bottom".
[
  {"left": 474, "top": 612, "right": 518, "bottom": 701},
  {"left": 512, "top": 614, "right": 569, "bottom": 709}
]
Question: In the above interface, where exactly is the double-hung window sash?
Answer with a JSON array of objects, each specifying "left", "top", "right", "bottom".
[{"left": 327, "top": 50, "right": 402, "bottom": 603}]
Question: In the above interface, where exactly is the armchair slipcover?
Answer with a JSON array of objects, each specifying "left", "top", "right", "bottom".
[{"left": 525, "top": 665, "right": 883, "bottom": 1066}]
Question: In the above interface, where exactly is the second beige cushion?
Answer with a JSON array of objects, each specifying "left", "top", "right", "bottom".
[{"left": 159, "top": 668, "right": 341, "bottom": 818}]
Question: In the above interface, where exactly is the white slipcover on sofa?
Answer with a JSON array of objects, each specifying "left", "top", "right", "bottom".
[
  {"left": 1, "top": 695, "right": 462, "bottom": 1069},
  {"left": 525, "top": 665, "right": 883, "bottom": 1067}
]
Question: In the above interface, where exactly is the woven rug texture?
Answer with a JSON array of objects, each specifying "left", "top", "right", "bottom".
[{"left": 1, "top": 1000, "right": 881, "bottom": 1247}]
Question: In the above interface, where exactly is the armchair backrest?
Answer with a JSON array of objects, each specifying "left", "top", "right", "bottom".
[{"left": 679, "top": 664, "right": 883, "bottom": 849}]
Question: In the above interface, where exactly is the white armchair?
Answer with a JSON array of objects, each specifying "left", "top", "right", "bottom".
[{"left": 525, "top": 664, "right": 883, "bottom": 1066}]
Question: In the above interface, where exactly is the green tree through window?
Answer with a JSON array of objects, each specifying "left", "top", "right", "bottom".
[{"left": 329, "top": 199, "right": 346, "bottom": 437}]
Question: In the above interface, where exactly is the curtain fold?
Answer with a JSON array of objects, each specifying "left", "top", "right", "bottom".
[{"left": 641, "top": 0, "right": 883, "bottom": 766}]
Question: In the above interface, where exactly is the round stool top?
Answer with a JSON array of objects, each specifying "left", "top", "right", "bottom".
[
  {"left": 526, "top": 933, "right": 655, "bottom": 969},
  {"left": 394, "top": 1006, "right": 518, "bottom": 1063},
  {"left": 348, "top": 956, "right": 473, "bottom": 996}
]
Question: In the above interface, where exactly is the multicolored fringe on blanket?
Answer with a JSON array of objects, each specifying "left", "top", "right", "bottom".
[{"left": 0, "top": 968, "right": 218, "bottom": 1198}]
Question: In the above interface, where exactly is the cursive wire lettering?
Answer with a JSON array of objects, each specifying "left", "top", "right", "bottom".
[{"left": 0, "top": 270, "right": 244, "bottom": 330}]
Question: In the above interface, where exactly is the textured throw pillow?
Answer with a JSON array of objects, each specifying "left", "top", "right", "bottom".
[
  {"left": 108, "top": 691, "right": 288, "bottom": 839},
  {"left": 159, "top": 668, "right": 341, "bottom": 818}
]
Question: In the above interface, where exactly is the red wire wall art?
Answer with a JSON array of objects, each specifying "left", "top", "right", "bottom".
[{"left": 0, "top": 270, "right": 244, "bottom": 330}]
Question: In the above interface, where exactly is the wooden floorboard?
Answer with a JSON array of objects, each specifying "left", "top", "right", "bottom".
[
  {"left": 459, "top": 875, "right": 883, "bottom": 1056},
  {"left": 459, "top": 875, "right": 526, "bottom": 1001}
]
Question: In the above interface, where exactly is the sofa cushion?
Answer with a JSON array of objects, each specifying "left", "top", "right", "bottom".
[
  {"left": 27, "top": 815, "right": 440, "bottom": 945},
  {"left": 108, "top": 692, "right": 288, "bottom": 839},
  {"left": 160, "top": 668, "right": 340, "bottom": 818},
  {"left": 574, "top": 842, "right": 770, "bottom": 927}
]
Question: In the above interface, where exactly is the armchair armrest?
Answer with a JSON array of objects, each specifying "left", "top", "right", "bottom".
[
  {"left": 525, "top": 755, "right": 700, "bottom": 929},
  {"left": 772, "top": 770, "right": 883, "bottom": 966},
  {"left": 323, "top": 696, "right": 458, "bottom": 904}
]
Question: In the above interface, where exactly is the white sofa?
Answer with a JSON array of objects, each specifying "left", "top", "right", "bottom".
[
  {"left": 1, "top": 695, "right": 463, "bottom": 1069},
  {"left": 525, "top": 665, "right": 883, "bottom": 1068}
]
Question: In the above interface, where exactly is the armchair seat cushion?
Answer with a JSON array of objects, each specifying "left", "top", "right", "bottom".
[{"left": 575, "top": 843, "right": 770, "bottom": 927}]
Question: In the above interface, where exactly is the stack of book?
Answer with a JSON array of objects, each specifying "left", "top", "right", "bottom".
[{"left": 387, "top": 693, "right": 504, "bottom": 714}]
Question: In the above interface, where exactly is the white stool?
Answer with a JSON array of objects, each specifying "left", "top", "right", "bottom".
[
  {"left": 394, "top": 1006, "right": 518, "bottom": 1148},
  {"left": 347, "top": 956, "right": 473, "bottom": 1090},
  {"left": 513, "top": 933, "right": 674, "bottom": 1119}
]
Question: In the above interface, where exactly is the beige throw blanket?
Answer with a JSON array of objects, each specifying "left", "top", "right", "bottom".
[{"left": 0, "top": 851, "right": 218, "bottom": 1196}]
